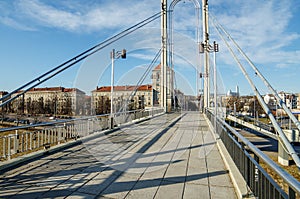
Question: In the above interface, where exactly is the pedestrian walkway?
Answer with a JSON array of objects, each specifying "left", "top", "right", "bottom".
[{"left": 0, "top": 112, "right": 237, "bottom": 199}]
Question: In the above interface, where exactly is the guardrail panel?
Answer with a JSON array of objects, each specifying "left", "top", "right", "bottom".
[
  {"left": 206, "top": 110, "right": 298, "bottom": 199},
  {"left": 0, "top": 108, "right": 164, "bottom": 161}
]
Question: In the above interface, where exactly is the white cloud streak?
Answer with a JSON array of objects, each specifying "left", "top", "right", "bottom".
[
  {"left": 7, "top": 0, "right": 160, "bottom": 32},
  {"left": 210, "top": 0, "right": 300, "bottom": 68},
  {"left": 0, "top": 0, "right": 299, "bottom": 93}
]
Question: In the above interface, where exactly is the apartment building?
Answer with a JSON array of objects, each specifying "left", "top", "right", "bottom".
[
  {"left": 278, "top": 91, "right": 297, "bottom": 109},
  {"left": 11, "top": 87, "right": 86, "bottom": 116},
  {"left": 92, "top": 85, "right": 153, "bottom": 114}
]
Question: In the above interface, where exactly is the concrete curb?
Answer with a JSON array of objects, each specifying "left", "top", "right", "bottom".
[{"left": 204, "top": 115, "right": 255, "bottom": 199}]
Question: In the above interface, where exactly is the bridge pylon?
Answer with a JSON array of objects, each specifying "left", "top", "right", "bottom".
[
  {"left": 161, "top": 0, "right": 169, "bottom": 112},
  {"left": 202, "top": 0, "right": 210, "bottom": 110}
]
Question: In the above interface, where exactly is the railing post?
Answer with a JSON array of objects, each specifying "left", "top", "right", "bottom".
[
  {"left": 87, "top": 120, "right": 90, "bottom": 134},
  {"left": 47, "top": 129, "right": 50, "bottom": 144},
  {"left": 51, "top": 129, "right": 54, "bottom": 144},
  {"left": 90, "top": 119, "right": 93, "bottom": 133},
  {"left": 29, "top": 132, "right": 32, "bottom": 150},
  {"left": 58, "top": 127, "right": 61, "bottom": 144},
  {"left": 33, "top": 132, "right": 36, "bottom": 149},
  {"left": 14, "top": 130, "right": 19, "bottom": 154},
  {"left": 3, "top": 137, "right": 6, "bottom": 159},
  {"left": 25, "top": 133, "right": 28, "bottom": 151},
  {"left": 20, "top": 134, "right": 24, "bottom": 152},
  {"left": 63, "top": 123, "right": 66, "bottom": 140},
  {"left": 7, "top": 136, "right": 11, "bottom": 160},
  {"left": 289, "top": 187, "right": 296, "bottom": 199},
  {"left": 37, "top": 131, "right": 40, "bottom": 148},
  {"left": 254, "top": 154, "right": 259, "bottom": 197},
  {"left": 240, "top": 142, "right": 246, "bottom": 177},
  {"left": 278, "top": 139, "right": 289, "bottom": 166}
]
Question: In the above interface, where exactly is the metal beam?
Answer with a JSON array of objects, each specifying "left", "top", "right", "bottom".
[
  {"left": 169, "top": 0, "right": 201, "bottom": 111},
  {"left": 202, "top": 0, "right": 210, "bottom": 109},
  {"left": 161, "top": 0, "right": 168, "bottom": 112}
]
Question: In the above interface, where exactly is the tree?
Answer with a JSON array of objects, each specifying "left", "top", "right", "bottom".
[
  {"left": 37, "top": 97, "right": 44, "bottom": 114},
  {"left": 44, "top": 98, "right": 51, "bottom": 114},
  {"left": 61, "top": 96, "right": 72, "bottom": 115},
  {"left": 249, "top": 97, "right": 264, "bottom": 117},
  {"left": 26, "top": 97, "right": 33, "bottom": 114},
  {"left": 16, "top": 95, "right": 25, "bottom": 115}
]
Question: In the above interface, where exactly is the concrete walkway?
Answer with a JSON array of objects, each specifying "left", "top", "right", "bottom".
[{"left": 0, "top": 112, "right": 237, "bottom": 199}]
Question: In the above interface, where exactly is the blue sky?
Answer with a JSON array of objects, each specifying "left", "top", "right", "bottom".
[{"left": 0, "top": 0, "right": 300, "bottom": 96}]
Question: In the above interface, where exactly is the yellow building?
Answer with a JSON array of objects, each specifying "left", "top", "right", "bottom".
[
  {"left": 92, "top": 85, "right": 153, "bottom": 114},
  {"left": 11, "top": 87, "right": 86, "bottom": 116}
]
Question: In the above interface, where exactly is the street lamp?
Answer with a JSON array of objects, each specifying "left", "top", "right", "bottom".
[
  {"left": 200, "top": 40, "right": 219, "bottom": 127},
  {"left": 213, "top": 41, "right": 219, "bottom": 131},
  {"left": 110, "top": 49, "right": 126, "bottom": 129}
]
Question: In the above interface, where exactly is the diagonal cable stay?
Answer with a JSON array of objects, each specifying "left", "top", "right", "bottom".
[
  {"left": 211, "top": 14, "right": 300, "bottom": 169},
  {"left": 0, "top": 11, "right": 162, "bottom": 108}
]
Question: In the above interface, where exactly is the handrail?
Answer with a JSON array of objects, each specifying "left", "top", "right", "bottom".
[
  {"left": 0, "top": 108, "right": 164, "bottom": 160},
  {"left": 206, "top": 109, "right": 300, "bottom": 195},
  {"left": 220, "top": 118, "right": 300, "bottom": 193},
  {"left": 213, "top": 18, "right": 300, "bottom": 169},
  {"left": 0, "top": 108, "right": 164, "bottom": 133}
]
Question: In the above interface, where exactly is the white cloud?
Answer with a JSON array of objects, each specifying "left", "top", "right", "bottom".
[
  {"left": 211, "top": 0, "right": 300, "bottom": 68},
  {"left": 7, "top": 0, "right": 160, "bottom": 32},
  {"left": 1, "top": 0, "right": 299, "bottom": 94},
  {"left": 0, "top": 16, "right": 36, "bottom": 31}
]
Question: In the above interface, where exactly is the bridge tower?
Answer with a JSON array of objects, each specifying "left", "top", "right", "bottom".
[
  {"left": 162, "top": 0, "right": 209, "bottom": 112},
  {"left": 202, "top": 0, "right": 210, "bottom": 110},
  {"left": 161, "top": 0, "right": 171, "bottom": 112}
]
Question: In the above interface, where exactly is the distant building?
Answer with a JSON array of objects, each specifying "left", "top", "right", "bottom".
[
  {"left": 0, "top": 91, "right": 8, "bottom": 99},
  {"left": 151, "top": 64, "right": 174, "bottom": 107},
  {"left": 226, "top": 85, "right": 239, "bottom": 97},
  {"left": 263, "top": 94, "right": 277, "bottom": 110},
  {"left": 278, "top": 91, "right": 297, "bottom": 109},
  {"left": 92, "top": 85, "right": 153, "bottom": 114},
  {"left": 11, "top": 87, "right": 86, "bottom": 116},
  {"left": 0, "top": 91, "right": 9, "bottom": 113}
]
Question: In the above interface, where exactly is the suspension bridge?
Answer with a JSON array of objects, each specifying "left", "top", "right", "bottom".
[{"left": 0, "top": 0, "right": 300, "bottom": 198}]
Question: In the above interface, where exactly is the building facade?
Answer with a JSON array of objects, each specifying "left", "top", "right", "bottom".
[
  {"left": 151, "top": 64, "right": 174, "bottom": 107},
  {"left": 92, "top": 85, "right": 153, "bottom": 115},
  {"left": 278, "top": 91, "right": 297, "bottom": 109},
  {"left": 11, "top": 87, "right": 87, "bottom": 116},
  {"left": 0, "top": 91, "right": 9, "bottom": 114},
  {"left": 226, "top": 86, "right": 239, "bottom": 97}
]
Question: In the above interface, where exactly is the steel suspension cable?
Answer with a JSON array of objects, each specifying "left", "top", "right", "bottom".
[
  {"left": 212, "top": 19, "right": 300, "bottom": 169},
  {"left": 128, "top": 48, "right": 162, "bottom": 101},
  {"left": 117, "top": 48, "right": 161, "bottom": 113},
  {"left": 0, "top": 12, "right": 162, "bottom": 107},
  {"left": 210, "top": 14, "right": 300, "bottom": 133}
]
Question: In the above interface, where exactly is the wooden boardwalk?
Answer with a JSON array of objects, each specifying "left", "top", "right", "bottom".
[{"left": 0, "top": 112, "right": 237, "bottom": 199}]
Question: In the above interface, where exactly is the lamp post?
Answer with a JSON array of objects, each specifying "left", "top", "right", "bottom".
[
  {"left": 110, "top": 49, "right": 126, "bottom": 129},
  {"left": 213, "top": 41, "right": 219, "bottom": 131}
]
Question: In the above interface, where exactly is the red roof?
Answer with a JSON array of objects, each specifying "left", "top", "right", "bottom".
[
  {"left": 153, "top": 63, "right": 170, "bottom": 70},
  {"left": 28, "top": 87, "right": 85, "bottom": 94},
  {"left": 94, "top": 85, "right": 152, "bottom": 92},
  {"left": 29, "top": 87, "right": 64, "bottom": 92},
  {"left": 153, "top": 64, "right": 161, "bottom": 70}
]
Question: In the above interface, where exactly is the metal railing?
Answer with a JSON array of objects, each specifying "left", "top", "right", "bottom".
[
  {"left": 206, "top": 110, "right": 300, "bottom": 199},
  {"left": 0, "top": 108, "right": 164, "bottom": 161}
]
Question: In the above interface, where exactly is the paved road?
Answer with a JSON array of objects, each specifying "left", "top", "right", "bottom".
[{"left": 0, "top": 112, "right": 237, "bottom": 199}]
